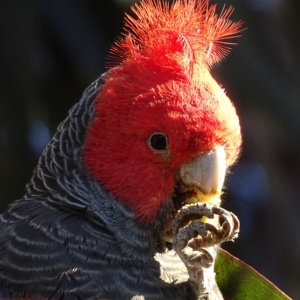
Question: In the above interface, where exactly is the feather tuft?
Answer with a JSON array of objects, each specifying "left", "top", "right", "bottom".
[{"left": 107, "top": 0, "right": 243, "bottom": 75}]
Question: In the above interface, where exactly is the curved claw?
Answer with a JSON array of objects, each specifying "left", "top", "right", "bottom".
[
  {"left": 171, "top": 203, "right": 240, "bottom": 297},
  {"left": 172, "top": 203, "right": 215, "bottom": 237},
  {"left": 172, "top": 203, "right": 240, "bottom": 267},
  {"left": 172, "top": 203, "right": 240, "bottom": 246},
  {"left": 174, "top": 221, "right": 219, "bottom": 252},
  {"left": 211, "top": 206, "right": 240, "bottom": 241}
]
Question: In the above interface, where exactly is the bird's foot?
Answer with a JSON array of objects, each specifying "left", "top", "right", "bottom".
[{"left": 172, "top": 203, "right": 240, "bottom": 297}]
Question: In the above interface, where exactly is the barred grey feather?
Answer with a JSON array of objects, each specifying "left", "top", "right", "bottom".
[{"left": 0, "top": 77, "right": 200, "bottom": 300}]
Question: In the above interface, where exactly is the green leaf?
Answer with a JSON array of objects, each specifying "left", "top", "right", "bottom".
[{"left": 215, "top": 249, "right": 292, "bottom": 300}]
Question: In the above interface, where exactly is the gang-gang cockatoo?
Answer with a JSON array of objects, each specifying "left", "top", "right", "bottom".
[{"left": 0, "top": 0, "right": 242, "bottom": 299}]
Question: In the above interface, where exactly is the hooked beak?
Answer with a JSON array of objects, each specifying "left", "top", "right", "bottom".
[
  {"left": 161, "top": 146, "right": 227, "bottom": 243},
  {"left": 177, "top": 146, "right": 226, "bottom": 204}
]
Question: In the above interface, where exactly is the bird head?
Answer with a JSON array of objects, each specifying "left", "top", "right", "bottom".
[{"left": 83, "top": 0, "right": 242, "bottom": 223}]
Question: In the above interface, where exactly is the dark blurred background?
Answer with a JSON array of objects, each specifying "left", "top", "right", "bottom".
[{"left": 1, "top": 0, "right": 300, "bottom": 298}]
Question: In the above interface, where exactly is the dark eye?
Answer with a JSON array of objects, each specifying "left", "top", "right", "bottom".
[{"left": 148, "top": 133, "right": 168, "bottom": 151}]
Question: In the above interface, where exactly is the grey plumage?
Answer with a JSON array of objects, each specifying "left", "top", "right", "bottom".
[{"left": 0, "top": 77, "right": 201, "bottom": 300}]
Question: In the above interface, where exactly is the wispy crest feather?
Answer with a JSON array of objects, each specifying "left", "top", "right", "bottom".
[{"left": 109, "top": 0, "right": 243, "bottom": 76}]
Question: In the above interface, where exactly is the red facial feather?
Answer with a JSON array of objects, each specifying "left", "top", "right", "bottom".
[{"left": 83, "top": 0, "right": 242, "bottom": 221}]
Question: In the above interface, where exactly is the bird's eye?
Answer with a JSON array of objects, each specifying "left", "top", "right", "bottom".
[{"left": 148, "top": 133, "right": 168, "bottom": 151}]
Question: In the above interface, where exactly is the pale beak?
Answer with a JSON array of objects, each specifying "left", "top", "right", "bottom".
[{"left": 179, "top": 146, "right": 226, "bottom": 202}]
